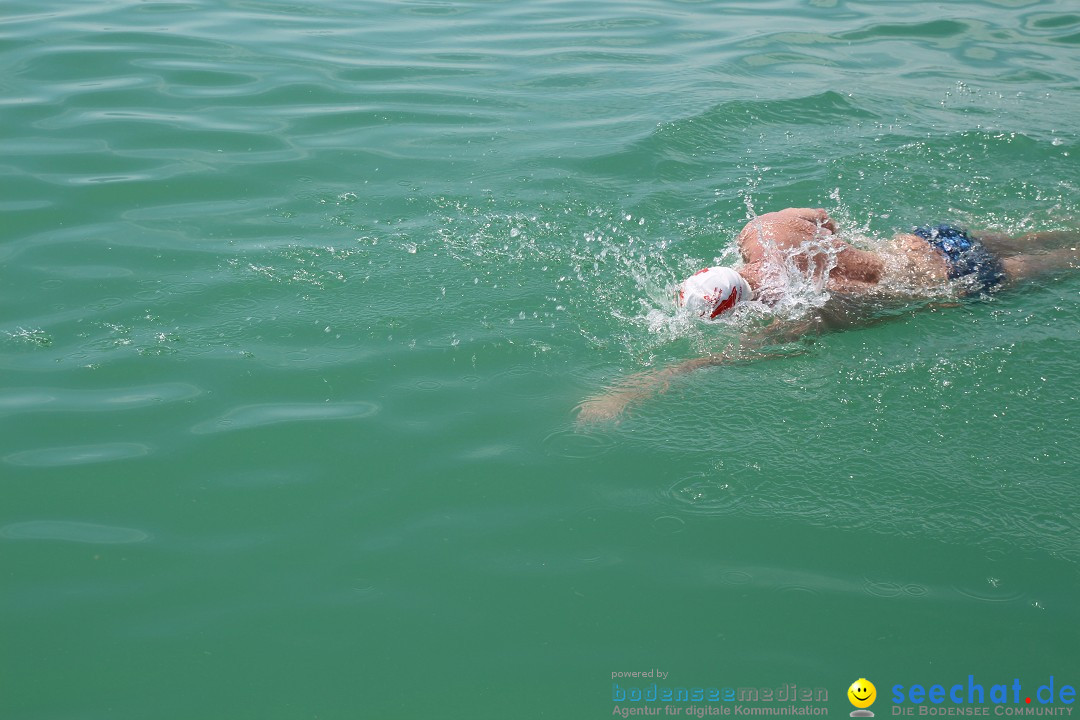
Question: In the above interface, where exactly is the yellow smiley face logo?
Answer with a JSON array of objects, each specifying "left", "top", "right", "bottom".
[{"left": 848, "top": 679, "right": 876, "bottom": 709}]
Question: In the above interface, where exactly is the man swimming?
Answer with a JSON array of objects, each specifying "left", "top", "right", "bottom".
[{"left": 577, "top": 207, "right": 1080, "bottom": 423}]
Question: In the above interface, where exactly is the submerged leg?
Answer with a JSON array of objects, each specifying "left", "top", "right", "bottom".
[
  {"left": 1000, "top": 247, "right": 1080, "bottom": 282},
  {"left": 980, "top": 230, "right": 1080, "bottom": 257}
]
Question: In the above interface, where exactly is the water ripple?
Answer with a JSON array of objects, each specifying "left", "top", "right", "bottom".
[
  {"left": 0, "top": 382, "right": 202, "bottom": 416},
  {"left": 664, "top": 474, "right": 742, "bottom": 515},
  {"left": 1, "top": 520, "right": 149, "bottom": 544},
  {"left": 541, "top": 428, "right": 615, "bottom": 458},
  {"left": 190, "top": 401, "right": 379, "bottom": 434},
  {"left": 4, "top": 442, "right": 153, "bottom": 467}
]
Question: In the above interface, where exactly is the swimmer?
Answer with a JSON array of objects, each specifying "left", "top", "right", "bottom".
[{"left": 577, "top": 207, "right": 1080, "bottom": 423}]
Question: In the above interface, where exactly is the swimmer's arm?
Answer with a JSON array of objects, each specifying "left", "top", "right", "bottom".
[{"left": 575, "top": 319, "right": 816, "bottom": 424}]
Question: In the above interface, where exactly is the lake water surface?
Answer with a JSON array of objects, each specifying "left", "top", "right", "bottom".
[{"left": 2, "top": 0, "right": 1079, "bottom": 717}]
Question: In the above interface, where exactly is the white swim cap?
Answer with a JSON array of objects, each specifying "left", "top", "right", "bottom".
[{"left": 676, "top": 266, "right": 753, "bottom": 319}]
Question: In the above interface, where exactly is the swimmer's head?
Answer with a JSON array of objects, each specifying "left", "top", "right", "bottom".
[{"left": 676, "top": 266, "right": 753, "bottom": 319}]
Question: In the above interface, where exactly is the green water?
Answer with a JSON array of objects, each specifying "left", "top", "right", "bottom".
[{"left": 2, "top": 1, "right": 1079, "bottom": 717}]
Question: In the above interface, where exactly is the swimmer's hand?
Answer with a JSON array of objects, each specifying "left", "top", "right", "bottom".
[{"left": 575, "top": 391, "right": 636, "bottom": 425}]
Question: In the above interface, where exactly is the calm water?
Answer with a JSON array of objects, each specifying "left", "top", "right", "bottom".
[{"left": 2, "top": 0, "right": 1079, "bottom": 717}]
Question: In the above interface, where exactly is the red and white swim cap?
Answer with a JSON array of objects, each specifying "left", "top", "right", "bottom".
[{"left": 676, "top": 266, "right": 753, "bottom": 319}]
